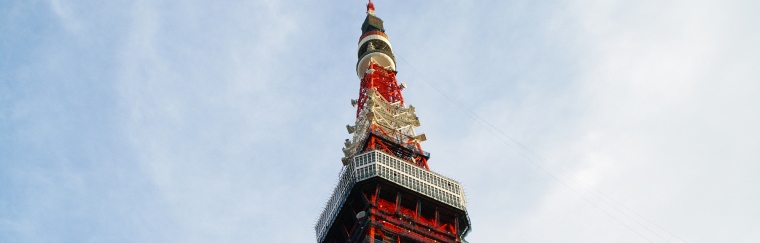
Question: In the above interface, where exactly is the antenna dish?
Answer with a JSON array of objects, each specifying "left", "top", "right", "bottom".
[{"left": 356, "top": 211, "right": 366, "bottom": 219}]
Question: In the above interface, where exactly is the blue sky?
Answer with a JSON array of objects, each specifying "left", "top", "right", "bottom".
[{"left": 2, "top": 0, "right": 759, "bottom": 242}]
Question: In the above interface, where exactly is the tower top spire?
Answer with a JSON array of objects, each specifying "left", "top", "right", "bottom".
[{"left": 366, "top": 0, "right": 376, "bottom": 16}]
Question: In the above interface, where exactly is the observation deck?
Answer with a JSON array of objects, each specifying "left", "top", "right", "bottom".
[{"left": 316, "top": 150, "right": 471, "bottom": 243}]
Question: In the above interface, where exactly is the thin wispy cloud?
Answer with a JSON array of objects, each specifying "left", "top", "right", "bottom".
[{"left": 1, "top": 0, "right": 758, "bottom": 242}]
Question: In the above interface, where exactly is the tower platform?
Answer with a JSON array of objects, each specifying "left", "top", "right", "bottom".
[{"left": 316, "top": 151, "right": 471, "bottom": 243}]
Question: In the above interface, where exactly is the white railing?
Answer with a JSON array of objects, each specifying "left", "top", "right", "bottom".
[
  {"left": 315, "top": 150, "right": 467, "bottom": 242},
  {"left": 314, "top": 164, "right": 357, "bottom": 243},
  {"left": 355, "top": 151, "right": 466, "bottom": 209}
]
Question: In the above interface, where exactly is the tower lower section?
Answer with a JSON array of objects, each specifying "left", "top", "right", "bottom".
[{"left": 316, "top": 151, "right": 470, "bottom": 243}]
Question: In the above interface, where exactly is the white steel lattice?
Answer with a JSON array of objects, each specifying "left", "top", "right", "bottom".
[{"left": 342, "top": 89, "right": 425, "bottom": 164}]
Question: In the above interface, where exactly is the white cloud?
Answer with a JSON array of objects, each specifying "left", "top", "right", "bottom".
[
  {"left": 2, "top": 0, "right": 758, "bottom": 242},
  {"left": 479, "top": 0, "right": 760, "bottom": 242},
  {"left": 48, "top": 0, "right": 82, "bottom": 32},
  {"left": 386, "top": 0, "right": 759, "bottom": 242}
]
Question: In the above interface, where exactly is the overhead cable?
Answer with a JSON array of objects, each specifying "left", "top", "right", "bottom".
[{"left": 396, "top": 55, "right": 685, "bottom": 243}]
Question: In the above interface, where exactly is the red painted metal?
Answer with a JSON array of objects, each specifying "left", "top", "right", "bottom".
[
  {"left": 358, "top": 30, "right": 389, "bottom": 44},
  {"left": 363, "top": 132, "right": 430, "bottom": 170},
  {"left": 367, "top": 0, "right": 375, "bottom": 12},
  {"left": 356, "top": 62, "right": 404, "bottom": 118},
  {"left": 355, "top": 63, "right": 431, "bottom": 170},
  {"left": 359, "top": 186, "right": 459, "bottom": 243}
]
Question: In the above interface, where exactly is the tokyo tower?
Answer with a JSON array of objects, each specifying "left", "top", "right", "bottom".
[{"left": 315, "top": 1, "right": 471, "bottom": 242}]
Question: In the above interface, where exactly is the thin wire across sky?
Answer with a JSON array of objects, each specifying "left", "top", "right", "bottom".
[{"left": 396, "top": 55, "right": 686, "bottom": 243}]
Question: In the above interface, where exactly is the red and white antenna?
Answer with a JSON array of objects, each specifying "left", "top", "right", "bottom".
[{"left": 366, "top": 0, "right": 376, "bottom": 15}]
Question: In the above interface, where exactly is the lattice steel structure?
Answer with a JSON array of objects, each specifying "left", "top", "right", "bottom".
[{"left": 316, "top": 1, "right": 471, "bottom": 242}]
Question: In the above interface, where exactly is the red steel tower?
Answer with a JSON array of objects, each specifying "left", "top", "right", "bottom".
[{"left": 315, "top": 1, "right": 471, "bottom": 242}]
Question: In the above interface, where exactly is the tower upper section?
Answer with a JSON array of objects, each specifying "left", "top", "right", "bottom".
[
  {"left": 344, "top": 0, "right": 428, "bottom": 170},
  {"left": 356, "top": 0, "right": 395, "bottom": 78}
]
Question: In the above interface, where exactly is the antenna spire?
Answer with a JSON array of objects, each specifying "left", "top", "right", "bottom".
[{"left": 366, "top": 0, "right": 376, "bottom": 16}]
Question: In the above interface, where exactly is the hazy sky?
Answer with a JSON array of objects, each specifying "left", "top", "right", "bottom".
[{"left": 2, "top": 0, "right": 759, "bottom": 242}]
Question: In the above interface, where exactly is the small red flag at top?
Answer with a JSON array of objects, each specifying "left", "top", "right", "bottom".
[{"left": 367, "top": 0, "right": 375, "bottom": 12}]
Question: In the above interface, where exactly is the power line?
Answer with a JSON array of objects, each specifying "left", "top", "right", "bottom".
[{"left": 396, "top": 55, "right": 685, "bottom": 242}]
